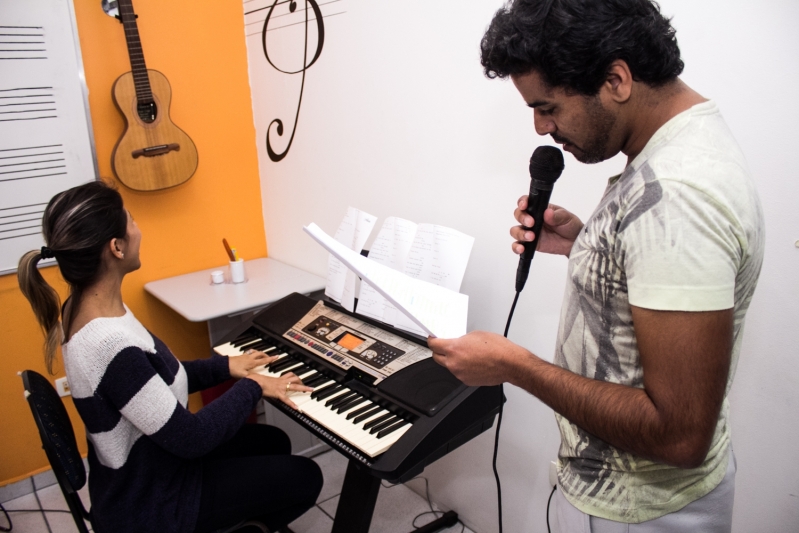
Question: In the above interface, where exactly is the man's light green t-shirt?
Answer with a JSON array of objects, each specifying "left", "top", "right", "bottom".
[{"left": 554, "top": 101, "right": 764, "bottom": 523}]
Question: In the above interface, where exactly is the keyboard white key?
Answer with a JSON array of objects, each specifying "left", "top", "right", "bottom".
[
  {"left": 302, "top": 397, "right": 411, "bottom": 457},
  {"left": 213, "top": 341, "right": 243, "bottom": 356},
  {"left": 216, "top": 336, "right": 413, "bottom": 458},
  {"left": 214, "top": 340, "right": 277, "bottom": 357}
]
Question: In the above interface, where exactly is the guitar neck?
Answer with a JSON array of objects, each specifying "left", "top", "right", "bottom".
[{"left": 117, "top": 0, "right": 152, "bottom": 103}]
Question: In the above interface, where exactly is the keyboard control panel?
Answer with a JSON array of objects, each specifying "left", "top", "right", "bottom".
[{"left": 282, "top": 301, "right": 432, "bottom": 383}]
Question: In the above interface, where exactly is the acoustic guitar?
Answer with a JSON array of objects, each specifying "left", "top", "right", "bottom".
[{"left": 109, "top": 0, "right": 198, "bottom": 191}]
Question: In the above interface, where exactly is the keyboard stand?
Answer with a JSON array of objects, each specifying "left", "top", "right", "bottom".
[{"left": 332, "top": 459, "right": 382, "bottom": 533}]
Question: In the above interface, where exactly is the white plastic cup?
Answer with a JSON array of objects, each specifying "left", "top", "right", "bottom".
[
  {"left": 229, "top": 259, "right": 246, "bottom": 284},
  {"left": 210, "top": 270, "right": 225, "bottom": 284}
]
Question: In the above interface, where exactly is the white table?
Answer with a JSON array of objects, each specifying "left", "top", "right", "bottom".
[
  {"left": 144, "top": 257, "right": 328, "bottom": 456},
  {"left": 144, "top": 257, "right": 326, "bottom": 344}
]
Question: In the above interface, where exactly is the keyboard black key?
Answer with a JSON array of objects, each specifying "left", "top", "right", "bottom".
[
  {"left": 336, "top": 396, "right": 366, "bottom": 414},
  {"left": 346, "top": 403, "right": 376, "bottom": 420},
  {"left": 353, "top": 406, "right": 382, "bottom": 424},
  {"left": 232, "top": 334, "right": 258, "bottom": 347},
  {"left": 304, "top": 374, "right": 328, "bottom": 387},
  {"left": 322, "top": 388, "right": 353, "bottom": 406},
  {"left": 248, "top": 341, "right": 273, "bottom": 352},
  {"left": 282, "top": 364, "right": 310, "bottom": 376},
  {"left": 363, "top": 413, "right": 394, "bottom": 431},
  {"left": 310, "top": 383, "right": 337, "bottom": 400},
  {"left": 295, "top": 369, "right": 318, "bottom": 381},
  {"left": 327, "top": 391, "right": 359, "bottom": 408},
  {"left": 369, "top": 416, "right": 401, "bottom": 434},
  {"left": 271, "top": 357, "right": 300, "bottom": 373},
  {"left": 235, "top": 339, "right": 263, "bottom": 351},
  {"left": 314, "top": 384, "right": 344, "bottom": 401},
  {"left": 266, "top": 354, "right": 290, "bottom": 371},
  {"left": 305, "top": 370, "right": 330, "bottom": 383},
  {"left": 232, "top": 332, "right": 255, "bottom": 343},
  {"left": 377, "top": 420, "right": 410, "bottom": 439}
]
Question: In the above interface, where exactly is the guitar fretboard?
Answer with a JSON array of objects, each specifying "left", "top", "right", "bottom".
[{"left": 117, "top": 0, "right": 152, "bottom": 103}]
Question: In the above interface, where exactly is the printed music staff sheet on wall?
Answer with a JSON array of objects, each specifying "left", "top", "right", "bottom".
[
  {"left": 305, "top": 223, "right": 468, "bottom": 339},
  {"left": 324, "top": 206, "right": 377, "bottom": 311},
  {"left": 0, "top": 0, "right": 96, "bottom": 274},
  {"left": 357, "top": 217, "right": 474, "bottom": 336}
]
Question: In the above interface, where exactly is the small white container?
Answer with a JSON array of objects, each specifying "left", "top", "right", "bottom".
[
  {"left": 210, "top": 270, "right": 225, "bottom": 284},
  {"left": 229, "top": 259, "right": 246, "bottom": 284}
]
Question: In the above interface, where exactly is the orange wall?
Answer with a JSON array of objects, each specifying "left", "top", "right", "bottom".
[{"left": 0, "top": 0, "right": 266, "bottom": 485}]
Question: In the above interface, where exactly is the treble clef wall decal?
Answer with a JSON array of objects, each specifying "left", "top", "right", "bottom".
[{"left": 261, "top": 0, "right": 325, "bottom": 162}]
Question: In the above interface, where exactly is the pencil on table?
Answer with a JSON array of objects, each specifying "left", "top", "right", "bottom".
[{"left": 222, "top": 238, "right": 236, "bottom": 262}]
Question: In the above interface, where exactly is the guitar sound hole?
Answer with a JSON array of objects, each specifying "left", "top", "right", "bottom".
[{"left": 137, "top": 101, "right": 157, "bottom": 123}]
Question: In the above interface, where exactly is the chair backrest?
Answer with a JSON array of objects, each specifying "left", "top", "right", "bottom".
[{"left": 21, "top": 370, "right": 91, "bottom": 533}]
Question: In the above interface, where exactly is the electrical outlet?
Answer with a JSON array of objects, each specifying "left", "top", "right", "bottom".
[
  {"left": 549, "top": 460, "right": 558, "bottom": 487},
  {"left": 55, "top": 377, "right": 71, "bottom": 397}
]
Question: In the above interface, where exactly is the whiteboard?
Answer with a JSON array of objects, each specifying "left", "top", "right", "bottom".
[{"left": 0, "top": 0, "right": 97, "bottom": 275}]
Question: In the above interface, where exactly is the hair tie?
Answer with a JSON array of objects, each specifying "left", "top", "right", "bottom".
[{"left": 40, "top": 246, "right": 55, "bottom": 259}]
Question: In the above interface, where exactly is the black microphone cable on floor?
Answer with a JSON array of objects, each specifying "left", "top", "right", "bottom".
[{"left": 491, "top": 290, "right": 522, "bottom": 533}]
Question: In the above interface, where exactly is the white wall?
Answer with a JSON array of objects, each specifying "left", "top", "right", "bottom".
[{"left": 250, "top": 1, "right": 799, "bottom": 531}]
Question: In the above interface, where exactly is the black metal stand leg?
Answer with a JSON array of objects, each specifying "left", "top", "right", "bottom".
[{"left": 331, "top": 459, "right": 382, "bottom": 533}]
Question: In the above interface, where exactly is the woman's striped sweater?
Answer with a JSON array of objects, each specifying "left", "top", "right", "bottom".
[{"left": 62, "top": 306, "right": 262, "bottom": 533}]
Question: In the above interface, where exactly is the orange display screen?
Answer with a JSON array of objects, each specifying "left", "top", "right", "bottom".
[{"left": 337, "top": 332, "right": 365, "bottom": 350}]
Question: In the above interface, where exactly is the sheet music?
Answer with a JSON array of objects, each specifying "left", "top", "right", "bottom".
[
  {"left": 306, "top": 223, "right": 468, "bottom": 339},
  {"left": 393, "top": 223, "right": 474, "bottom": 334},
  {"left": 357, "top": 218, "right": 474, "bottom": 336},
  {"left": 356, "top": 216, "right": 417, "bottom": 323},
  {"left": 403, "top": 224, "right": 474, "bottom": 291},
  {"left": 0, "top": 0, "right": 96, "bottom": 274},
  {"left": 324, "top": 206, "right": 377, "bottom": 311}
]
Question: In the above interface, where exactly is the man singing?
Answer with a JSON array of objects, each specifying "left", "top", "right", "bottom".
[{"left": 428, "top": 1, "right": 764, "bottom": 531}]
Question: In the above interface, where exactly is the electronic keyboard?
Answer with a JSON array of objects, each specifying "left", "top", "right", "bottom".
[{"left": 213, "top": 292, "right": 503, "bottom": 483}]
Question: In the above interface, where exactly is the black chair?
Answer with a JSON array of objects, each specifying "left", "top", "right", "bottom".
[
  {"left": 20, "top": 371, "right": 282, "bottom": 533},
  {"left": 21, "top": 370, "right": 91, "bottom": 533}
]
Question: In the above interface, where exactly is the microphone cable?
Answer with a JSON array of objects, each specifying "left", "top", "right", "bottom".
[
  {"left": 493, "top": 146, "right": 563, "bottom": 533},
  {"left": 492, "top": 290, "right": 521, "bottom": 533}
]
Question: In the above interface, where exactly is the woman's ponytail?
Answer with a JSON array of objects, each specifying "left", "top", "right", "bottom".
[
  {"left": 18, "top": 249, "right": 62, "bottom": 374},
  {"left": 17, "top": 180, "right": 127, "bottom": 374}
]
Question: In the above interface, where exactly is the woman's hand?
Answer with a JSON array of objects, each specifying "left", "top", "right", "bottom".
[
  {"left": 228, "top": 349, "right": 276, "bottom": 379},
  {"left": 245, "top": 372, "right": 313, "bottom": 410},
  {"left": 511, "top": 198, "right": 584, "bottom": 258}
]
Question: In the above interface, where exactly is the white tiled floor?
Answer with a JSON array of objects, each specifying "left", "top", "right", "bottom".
[
  {"left": 1, "top": 484, "right": 92, "bottom": 533},
  {"left": 289, "top": 450, "right": 474, "bottom": 533},
  {"left": 0, "top": 451, "right": 474, "bottom": 533}
]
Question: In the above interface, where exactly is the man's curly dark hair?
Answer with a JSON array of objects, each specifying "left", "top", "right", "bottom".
[{"left": 480, "top": 0, "right": 684, "bottom": 95}]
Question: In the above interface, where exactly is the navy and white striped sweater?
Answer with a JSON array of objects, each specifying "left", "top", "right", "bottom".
[{"left": 62, "top": 306, "right": 262, "bottom": 533}]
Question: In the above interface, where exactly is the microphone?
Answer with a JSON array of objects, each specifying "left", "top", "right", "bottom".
[{"left": 515, "top": 145, "right": 564, "bottom": 293}]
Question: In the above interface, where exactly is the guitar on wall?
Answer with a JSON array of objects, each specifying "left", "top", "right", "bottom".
[{"left": 105, "top": 0, "right": 198, "bottom": 191}]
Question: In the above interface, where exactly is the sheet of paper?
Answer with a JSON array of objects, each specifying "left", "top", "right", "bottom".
[
  {"left": 306, "top": 223, "right": 468, "bottom": 339},
  {"left": 392, "top": 224, "right": 474, "bottom": 335},
  {"left": 324, "top": 207, "right": 377, "bottom": 310},
  {"left": 356, "top": 217, "right": 417, "bottom": 323},
  {"left": 403, "top": 224, "right": 475, "bottom": 291},
  {"left": 357, "top": 218, "right": 474, "bottom": 336}
]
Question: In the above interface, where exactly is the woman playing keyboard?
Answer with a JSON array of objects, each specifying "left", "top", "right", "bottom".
[{"left": 18, "top": 181, "right": 322, "bottom": 533}]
